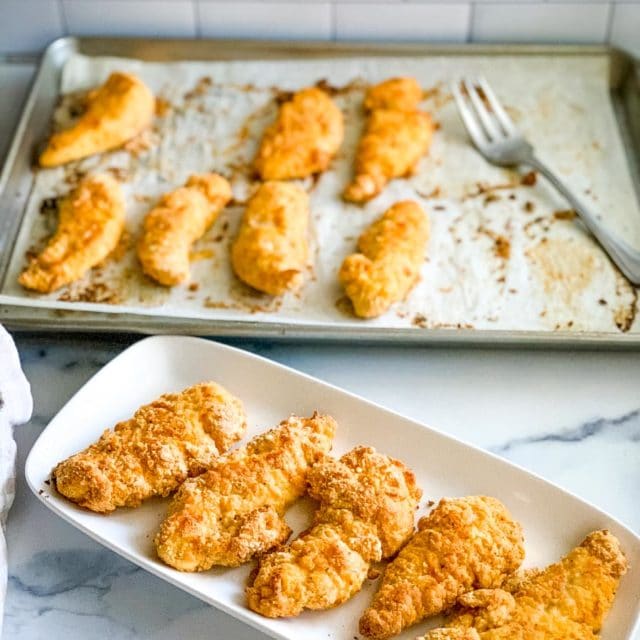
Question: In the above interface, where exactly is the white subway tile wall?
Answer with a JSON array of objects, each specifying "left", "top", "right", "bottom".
[
  {"left": 62, "top": 1, "right": 197, "bottom": 38},
  {"left": 471, "top": 3, "right": 611, "bottom": 43},
  {"left": 198, "top": 2, "right": 332, "bottom": 39},
  {"left": 335, "top": 4, "right": 471, "bottom": 41},
  {"left": 0, "top": 0, "right": 638, "bottom": 55},
  {"left": 610, "top": 3, "right": 640, "bottom": 55}
]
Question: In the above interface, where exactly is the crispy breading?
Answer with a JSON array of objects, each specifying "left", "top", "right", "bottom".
[
  {"left": 155, "top": 413, "right": 336, "bottom": 571},
  {"left": 344, "top": 77, "right": 434, "bottom": 203},
  {"left": 364, "top": 77, "right": 424, "bottom": 112},
  {"left": 339, "top": 200, "right": 429, "bottom": 318},
  {"left": 359, "top": 496, "right": 525, "bottom": 640},
  {"left": 247, "top": 446, "right": 422, "bottom": 617},
  {"left": 422, "top": 631, "right": 480, "bottom": 640},
  {"left": 53, "top": 382, "right": 247, "bottom": 513},
  {"left": 421, "top": 530, "right": 628, "bottom": 640},
  {"left": 254, "top": 87, "right": 344, "bottom": 180},
  {"left": 40, "top": 72, "right": 155, "bottom": 167},
  {"left": 231, "top": 181, "right": 309, "bottom": 296},
  {"left": 18, "top": 174, "right": 125, "bottom": 293},
  {"left": 138, "top": 173, "right": 232, "bottom": 286}
]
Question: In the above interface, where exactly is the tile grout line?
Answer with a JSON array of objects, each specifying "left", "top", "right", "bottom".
[
  {"left": 331, "top": 2, "right": 338, "bottom": 41},
  {"left": 58, "top": 0, "right": 69, "bottom": 35},
  {"left": 604, "top": 2, "right": 615, "bottom": 43},
  {"left": 194, "top": 0, "right": 202, "bottom": 38}
]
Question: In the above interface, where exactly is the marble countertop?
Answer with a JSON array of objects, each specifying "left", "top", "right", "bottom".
[
  {"left": 6, "top": 336, "right": 640, "bottom": 639},
  {"left": 2, "top": 61, "right": 640, "bottom": 640}
]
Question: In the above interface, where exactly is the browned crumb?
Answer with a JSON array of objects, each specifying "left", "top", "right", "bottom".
[
  {"left": 521, "top": 171, "right": 537, "bottom": 186},
  {"left": 155, "top": 97, "right": 172, "bottom": 117},
  {"left": 184, "top": 76, "right": 213, "bottom": 100},
  {"left": 494, "top": 235, "right": 511, "bottom": 260},
  {"left": 553, "top": 209, "right": 577, "bottom": 221}
]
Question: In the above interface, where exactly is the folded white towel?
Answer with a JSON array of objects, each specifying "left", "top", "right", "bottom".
[{"left": 0, "top": 325, "right": 33, "bottom": 636}]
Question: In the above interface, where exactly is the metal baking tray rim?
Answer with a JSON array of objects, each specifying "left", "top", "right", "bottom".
[{"left": 1, "top": 36, "right": 639, "bottom": 347}]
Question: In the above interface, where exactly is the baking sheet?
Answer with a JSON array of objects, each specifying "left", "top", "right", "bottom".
[{"left": 1, "top": 51, "right": 639, "bottom": 334}]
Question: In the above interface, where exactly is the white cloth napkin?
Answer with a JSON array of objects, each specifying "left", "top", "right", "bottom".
[{"left": 0, "top": 325, "right": 32, "bottom": 636}]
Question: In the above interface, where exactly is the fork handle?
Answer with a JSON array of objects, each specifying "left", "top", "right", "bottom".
[{"left": 527, "top": 155, "right": 640, "bottom": 286}]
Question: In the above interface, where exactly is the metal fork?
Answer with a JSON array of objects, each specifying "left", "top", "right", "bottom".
[{"left": 451, "top": 77, "right": 640, "bottom": 285}]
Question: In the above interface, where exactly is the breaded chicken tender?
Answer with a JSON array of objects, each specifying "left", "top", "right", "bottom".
[
  {"left": 155, "top": 413, "right": 336, "bottom": 571},
  {"left": 231, "top": 181, "right": 309, "bottom": 296},
  {"left": 138, "top": 173, "right": 232, "bottom": 286},
  {"left": 364, "top": 77, "right": 425, "bottom": 112},
  {"left": 421, "top": 530, "right": 628, "bottom": 640},
  {"left": 359, "top": 496, "right": 525, "bottom": 640},
  {"left": 18, "top": 173, "right": 125, "bottom": 293},
  {"left": 247, "top": 446, "right": 421, "bottom": 617},
  {"left": 339, "top": 200, "right": 429, "bottom": 318},
  {"left": 53, "top": 382, "right": 247, "bottom": 513},
  {"left": 344, "top": 77, "right": 434, "bottom": 203},
  {"left": 40, "top": 72, "right": 155, "bottom": 167},
  {"left": 254, "top": 87, "right": 344, "bottom": 180}
]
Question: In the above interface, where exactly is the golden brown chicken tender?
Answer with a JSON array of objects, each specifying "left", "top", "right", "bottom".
[
  {"left": 364, "top": 77, "right": 424, "bottom": 112},
  {"left": 339, "top": 200, "right": 429, "bottom": 318},
  {"left": 359, "top": 496, "right": 525, "bottom": 640},
  {"left": 247, "top": 446, "right": 422, "bottom": 618},
  {"left": 40, "top": 71, "right": 155, "bottom": 167},
  {"left": 254, "top": 87, "right": 344, "bottom": 180},
  {"left": 231, "top": 181, "right": 309, "bottom": 296},
  {"left": 344, "top": 77, "right": 434, "bottom": 203},
  {"left": 138, "top": 173, "right": 232, "bottom": 286},
  {"left": 421, "top": 530, "right": 628, "bottom": 640},
  {"left": 19, "top": 173, "right": 125, "bottom": 293},
  {"left": 155, "top": 412, "right": 336, "bottom": 571},
  {"left": 53, "top": 382, "right": 247, "bottom": 513}
]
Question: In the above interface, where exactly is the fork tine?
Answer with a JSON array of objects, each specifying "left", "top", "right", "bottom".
[
  {"left": 451, "top": 81, "right": 488, "bottom": 150},
  {"left": 463, "top": 78, "right": 502, "bottom": 141},
  {"left": 477, "top": 76, "right": 517, "bottom": 135}
]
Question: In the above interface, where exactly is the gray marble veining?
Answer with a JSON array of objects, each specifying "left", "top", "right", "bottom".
[{"left": 4, "top": 335, "right": 640, "bottom": 639}]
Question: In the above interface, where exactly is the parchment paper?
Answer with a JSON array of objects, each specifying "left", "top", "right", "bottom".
[{"left": 2, "top": 53, "right": 639, "bottom": 333}]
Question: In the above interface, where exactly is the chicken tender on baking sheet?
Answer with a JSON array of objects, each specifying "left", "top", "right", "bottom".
[
  {"left": 138, "top": 173, "right": 232, "bottom": 286},
  {"left": 40, "top": 71, "right": 155, "bottom": 167},
  {"left": 18, "top": 173, "right": 125, "bottom": 293},
  {"left": 344, "top": 77, "right": 434, "bottom": 203},
  {"left": 339, "top": 200, "right": 429, "bottom": 318},
  {"left": 247, "top": 446, "right": 421, "bottom": 618},
  {"left": 364, "top": 77, "right": 425, "bottom": 112},
  {"left": 155, "top": 412, "right": 336, "bottom": 571},
  {"left": 359, "top": 496, "right": 525, "bottom": 640},
  {"left": 421, "top": 530, "right": 628, "bottom": 640},
  {"left": 53, "top": 382, "right": 247, "bottom": 513},
  {"left": 254, "top": 87, "right": 344, "bottom": 180},
  {"left": 231, "top": 181, "right": 309, "bottom": 296}
]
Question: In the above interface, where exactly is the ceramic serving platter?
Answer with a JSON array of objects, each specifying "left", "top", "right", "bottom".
[{"left": 25, "top": 336, "right": 640, "bottom": 639}]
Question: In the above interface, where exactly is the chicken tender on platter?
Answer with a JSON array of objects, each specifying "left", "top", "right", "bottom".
[
  {"left": 339, "top": 200, "right": 429, "bottom": 318},
  {"left": 231, "top": 181, "right": 309, "bottom": 296},
  {"left": 254, "top": 87, "right": 344, "bottom": 180},
  {"left": 19, "top": 173, "right": 125, "bottom": 293},
  {"left": 53, "top": 382, "right": 247, "bottom": 513},
  {"left": 421, "top": 530, "right": 627, "bottom": 640},
  {"left": 344, "top": 77, "right": 434, "bottom": 203},
  {"left": 40, "top": 71, "right": 155, "bottom": 167},
  {"left": 138, "top": 173, "right": 232, "bottom": 286},
  {"left": 155, "top": 412, "right": 336, "bottom": 571},
  {"left": 247, "top": 446, "right": 421, "bottom": 617},
  {"left": 359, "top": 496, "right": 525, "bottom": 639}
]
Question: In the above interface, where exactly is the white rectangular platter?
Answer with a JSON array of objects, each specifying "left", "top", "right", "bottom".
[{"left": 25, "top": 336, "right": 640, "bottom": 639}]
